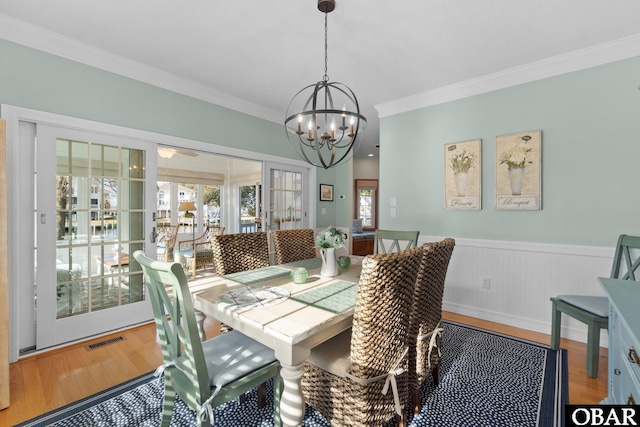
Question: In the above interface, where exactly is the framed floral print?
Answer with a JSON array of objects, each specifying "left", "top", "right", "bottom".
[
  {"left": 444, "top": 139, "right": 481, "bottom": 210},
  {"left": 495, "top": 131, "right": 542, "bottom": 210}
]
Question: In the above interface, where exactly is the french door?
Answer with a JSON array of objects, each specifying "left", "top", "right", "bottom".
[
  {"left": 36, "top": 125, "right": 155, "bottom": 349},
  {"left": 262, "top": 162, "right": 310, "bottom": 232}
]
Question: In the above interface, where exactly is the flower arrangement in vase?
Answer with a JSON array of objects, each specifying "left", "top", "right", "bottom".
[
  {"left": 449, "top": 148, "right": 477, "bottom": 197},
  {"left": 499, "top": 135, "right": 533, "bottom": 196},
  {"left": 315, "top": 226, "right": 347, "bottom": 277}
]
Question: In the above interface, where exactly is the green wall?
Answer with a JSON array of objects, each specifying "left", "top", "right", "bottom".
[
  {"left": 0, "top": 39, "right": 341, "bottom": 225},
  {"left": 315, "top": 163, "right": 350, "bottom": 229},
  {"left": 0, "top": 39, "right": 293, "bottom": 158},
  {"left": 380, "top": 56, "right": 640, "bottom": 246}
]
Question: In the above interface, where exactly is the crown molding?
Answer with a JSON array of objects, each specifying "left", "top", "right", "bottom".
[
  {"left": 4, "top": 13, "right": 640, "bottom": 124},
  {"left": 0, "top": 14, "right": 283, "bottom": 124},
  {"left": 376, "top": 33, "right": 640, "bottom": 118}
]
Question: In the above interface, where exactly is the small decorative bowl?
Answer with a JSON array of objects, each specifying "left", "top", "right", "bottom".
[
  {"left": 337, "top": 256, "right": 351, "bottom": 270},
  {"left": 290, "top": 267, "right": 308, "bottom": 284}
]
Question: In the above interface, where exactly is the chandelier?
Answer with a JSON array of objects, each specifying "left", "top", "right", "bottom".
[{"left": 284, "top": 0, "right": 366, "bottom": 169}]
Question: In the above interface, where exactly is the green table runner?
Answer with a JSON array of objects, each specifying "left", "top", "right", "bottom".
[
  {"left": 291, "top": 280, "right": 357, "bottom": 313},
  {"left": 223, "top": 266, "right": 290, "bottom": 285},
  {"left": 284, "top": 258, "right": 322, "bottom": 270}
]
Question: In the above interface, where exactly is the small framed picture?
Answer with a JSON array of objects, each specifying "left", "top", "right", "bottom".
[{"left": 320, "top": 184, "right": 334, "bottom": 201}]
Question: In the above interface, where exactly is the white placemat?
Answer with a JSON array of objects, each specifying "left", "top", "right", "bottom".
[{"left": 217, "top": 285, "right": 290, "bottom": 310}]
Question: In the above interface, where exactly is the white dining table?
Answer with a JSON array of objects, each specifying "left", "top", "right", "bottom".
[{"left": 191, "top": 257, "right": 362, "bottom": 427}]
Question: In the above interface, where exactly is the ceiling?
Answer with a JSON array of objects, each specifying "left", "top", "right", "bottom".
[{"left": 2, "top": 1, "right": 640, "bottom": 159}]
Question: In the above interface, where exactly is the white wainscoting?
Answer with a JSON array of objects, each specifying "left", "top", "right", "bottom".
[{"left": 422, "top": 236, "right": 616, "bottom": 347}]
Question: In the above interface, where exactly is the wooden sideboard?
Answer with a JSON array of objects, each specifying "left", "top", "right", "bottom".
[
  {"left": 352, "top": 233, "right": 374, "bottom": 256},
  {"left": 600, "top": 277, "right": 640, "bottom": 405}
]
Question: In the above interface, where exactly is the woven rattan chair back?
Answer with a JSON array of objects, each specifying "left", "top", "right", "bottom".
[
  {"left": 374, "top": 229, "right": 420, "bottom": 254},
  {"left": 351, "top": 246, "right": 422, "bottom": 378},
  {"left": 302, "top": 246, "right": 422, "bottom": 426},
  {"left": 211, "top": 232, "right": 270, "bottom": 275},
  {"left": 272, "top": 229, "right": 317, "bottom": 264},
  {"left": 408, "top": 238, "right": 455, "bottom": 413}
]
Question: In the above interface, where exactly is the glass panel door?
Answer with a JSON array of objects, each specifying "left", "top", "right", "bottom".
[
  {"left": 36, "top": 125, "right": 155, "bottom": 349},
  {"left": 264, "top": 163, "right": 309, "bottom": 232},
  {"left": 239, "top": 184, "right": 258, "bottom": 233}
]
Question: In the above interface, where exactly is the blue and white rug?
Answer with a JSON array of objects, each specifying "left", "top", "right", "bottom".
[{"left": 16, "top": 322, "right": 567, "bottom": 427}]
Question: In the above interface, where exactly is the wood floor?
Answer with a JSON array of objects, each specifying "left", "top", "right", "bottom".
[{"left": 0, "top": 312, "right": 607, "bottom": 426}]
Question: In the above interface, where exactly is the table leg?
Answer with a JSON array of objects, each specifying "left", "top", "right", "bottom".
[
  {"left": 278, "top": 362, "right": 305, "bottom": 427},
  {"left": 194, "top": 309, "right": 206, "bottom": 341}
]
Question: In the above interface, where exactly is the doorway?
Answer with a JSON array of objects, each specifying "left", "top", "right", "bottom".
[{"left": 35, "top": 124, "right": 155, "bottom": 349}]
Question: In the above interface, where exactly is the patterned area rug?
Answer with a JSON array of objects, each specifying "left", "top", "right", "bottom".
[{"left": 16, "top": 322, "right": 567, "bottom": 427}]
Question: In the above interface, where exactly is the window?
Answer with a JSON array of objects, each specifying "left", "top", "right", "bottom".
[
  {"left": 54, "top": 138, "right": 146, "bottom": 319},
  {"left": 355, "top": 179, "right": 378, "bottom": 230},
  {"left": 155, "top": 181, "right": 223, "bottom": 232}
]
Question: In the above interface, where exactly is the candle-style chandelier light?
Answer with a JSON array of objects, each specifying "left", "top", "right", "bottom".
[{"left": 284, "top": 0, "right": 366, "bottom": 169}]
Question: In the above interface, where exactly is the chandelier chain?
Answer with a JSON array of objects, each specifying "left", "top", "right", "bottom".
[{"left": 323, "top": 12, "right": 329, "bottom": 82}]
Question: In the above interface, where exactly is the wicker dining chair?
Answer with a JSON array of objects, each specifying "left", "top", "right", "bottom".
[
  {"left": 133, "top": 251, "right": 282, "bottom": 427},
  {"left": 301, "top": 246, "right": 422, "bottom": 427},
  {"left": 272, "top": 229, "right": 317, "bottom": 264},
  {"left": 157, "top": 224, "right": 179, "bottom": 262},
  {"left": 408, "top": 238, "right": 456, "bottom": 414},
  {"left": 210, "top": 231, "right": 271, "bottom": 335},
  {"left": 176, "top": 226, "right": 225, "bottom": 279},
  {"left": 210, "top": 232, "right": 270, "bottom": 275},
  {"left": 374, "top": 229, "right": 420, "bottom": 254}
]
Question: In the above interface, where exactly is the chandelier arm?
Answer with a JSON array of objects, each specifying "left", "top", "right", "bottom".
[
  {"left": 297, "top": 132, "right": 336, "bottom": 170},
  {"left": 298, "top": 138, "right": 320, "bottom": 165},
  {"left": 330, "top": 134, "right": 352, "bottom": 149},
  {"left": 328, "top": 140, "right": 355, "bottom": 166}
]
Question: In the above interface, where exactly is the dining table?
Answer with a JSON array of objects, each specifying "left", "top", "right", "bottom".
[{"left": 191, "top": 256, "right": 363, "bottom": 427}]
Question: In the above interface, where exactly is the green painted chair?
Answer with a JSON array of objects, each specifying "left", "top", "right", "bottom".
[
  {"left": 550, "top": 234, "right": 640, "bottom": 378},
  {"left": 374, "top": 229, "right": 420, "bottom": 254},
  {"left": 133, "top": 251, "right": 282, "bottom": 427}
]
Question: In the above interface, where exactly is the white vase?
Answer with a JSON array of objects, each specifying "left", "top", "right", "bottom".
[
  {"left": 454, "top": 172, "right": 468, "bottom": 197},
  {"left": 508, "top": 167, "right": 525, "bottom": 196},
  {"left": 320, "top": 247, "right": 338, "bottom": 277}
]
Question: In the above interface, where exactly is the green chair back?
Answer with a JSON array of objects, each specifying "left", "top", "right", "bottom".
[
  {"left": 135, "top": 251, "right": 211, "bottom": 416},
  {"left": 133, "top": 251, "right": 281, "bottom": 426},
  {"left": 374, "top": 229, "right": 420, "bottom": 254},
  {"left": 550, "top": 234, "right": 640, "bottom": 378},
  {"left": 611, "top": 234, "right": 640, "bottom": 280}
]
